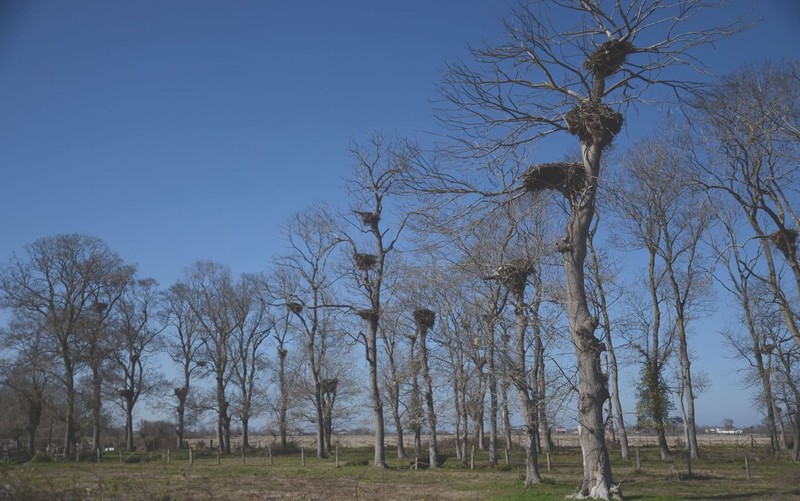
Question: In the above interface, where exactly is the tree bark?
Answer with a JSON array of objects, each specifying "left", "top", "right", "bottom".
[{"left": 563, "top": 142, "right": 617, "bottom": 499}]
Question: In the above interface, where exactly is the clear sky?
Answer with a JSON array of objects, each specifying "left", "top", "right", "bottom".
[{"left": 1, "top": 1, "right": 798, "bottom": 428}]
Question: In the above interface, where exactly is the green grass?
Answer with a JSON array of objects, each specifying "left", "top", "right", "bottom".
[{"left": 1, "top": 445, "right": 798, "bottom": 500}]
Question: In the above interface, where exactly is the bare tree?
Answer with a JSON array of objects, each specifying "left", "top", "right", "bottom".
[
  {"left": 109, "top": 277, "right": 164, "bottom": 451},
  {"left": 346, "top": 135, "right": 409, "bottom": 467},
  {"left": 693, "top": 62, "right": 800, "bottom": 347},
  {"left": 0, "top": 234, "right": 133, "bottom": 457},
  {"left": 0, "top": 317, "right": 54, "bottom": 455},
  {"left": 586, "top": 217, "right": 628, "bottom": 459},
  {"left": 163, "top": 282, "right": 206, "bottom": 449},
  {"left": 433, "top": 2, "right": 739, "bottom": 496},
  {"left": 182, "top": 261, "right": 238, "bottom": 454},
  {"left": 274, "top": 204, "right": 344, "bottom": 458},
  {"left": 229, "top": 273, "right": 273, "bottom": 449}
]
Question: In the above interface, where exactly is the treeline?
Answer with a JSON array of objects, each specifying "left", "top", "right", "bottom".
[{"left": 1, "top": 2, "right": 799, "bottom": 498}]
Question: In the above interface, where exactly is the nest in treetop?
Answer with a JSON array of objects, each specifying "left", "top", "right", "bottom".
[
  {"left": 565, "top": 100, "right": 623, "bottom": 148},
  {"left": 118, "top": 388, "right": 135, "bottom": 399},
  {"left": 286, "top": 302, "right": 303, "bottom": 314},
  {"left": 584, "top": 39, "right": 634, "bottom": 78},
  {"left": 413, "top": 308, "right": 436, "bottom": 330},
  {"left": 356, "top": 211, "right": 380, "bottom": 227},
  {"left": 355, "top": 308, "right": 378, "bottom": 322},
  {"left": 522, "top": 162, "right": 585, "bottom": 194},
  {"left": 320, "top": 378, "right": 339, "bottom": 393},
  {"left": 770, "top": 228, "right": 798, "bottom": 256},
  {"left": 354, "top": 252, "right": 378, "bottom": 270},
  {"left": 174, "top": 387, "right": 188, "bottom": 398},
  {"left": 492, "top": 259, "right": 533, "bottom": 295}
]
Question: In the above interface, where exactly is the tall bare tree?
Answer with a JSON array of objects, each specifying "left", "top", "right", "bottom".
[
  {"left": 434, "top": 2, "right": 738, "bottom": 496},
  {"left": 274, "top": 204, "right": 343, "bottom": 458},
  {"left": 693, "top": 63, "right": 800, "bottom": 348},
  {"left": 110, "top": 277, "right": 164, "bottom": 451},
  {"left": 0, "top": 234, "right": 132, "bottom": 457},
  {"left": 163, "top": 282, "right": 205, "bottom": 449},
  {"left": 346, "top": 135, "right": 409, "bottom": 467},
  {"left": 182, "top": 261, "right": 238, "bottom": 454},
  {"left": 229, "top": 273, "right": 273, "bottom": 449}
]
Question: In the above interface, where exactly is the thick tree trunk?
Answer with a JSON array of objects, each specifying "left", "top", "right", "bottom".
[
  {"left": 26, "top": 400, "right": 42, "bottom": 455},
  {"left": 368, "top": 316, "right": 386, "bottom": 467},
  {"left": 488, "top": 329, "right": 499, "bottom": 465},
  {"left": 92, "top": 366, "right": 102, "bottom": 454},
  {"left": 564, "top": 143, "right": 618, "bottom": 499},
  {"left": 64, "top": 359, "right": 76, "bottom": 457},
  {"left": 278, "top": 347, "right": 288, "bottom": 448},
  {"left": 126, "top": 400, "right": 135, "bottom": 451}
]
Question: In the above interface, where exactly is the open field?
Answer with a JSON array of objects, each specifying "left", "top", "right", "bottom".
[{"left": 2, "top": 438, "right": 800, "bottom": 500}]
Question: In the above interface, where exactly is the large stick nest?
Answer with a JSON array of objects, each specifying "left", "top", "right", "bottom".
[
  {"left": 356, "top": 211, "right": 380, "bottom": 227},
  {"left": 492, "top": 259, "right": 533, "bottom": 296},
  {"left": 522, "top": 162, "right": 585, "bottom": 194},
  {"left": 413, "top": 308, "right": 436, "bottom": 330},
  {"left": 354, "top": 252, "right": 378, "bottom": 271},
  {"left": 320, "top": 378, "right": 339, "bottom": 393},
  {"left": 584, "top": 39, "right": 635, "bottom": 78},
  {"left": 286, "top": 302, "right": 303, "bottom": 314},
  {"left": 355, "top": 308, "right": 378, "bottom": 322},
  {"left": 565, "top": 100, "right": 623, "bottom": 148},
  {"left": 770, "top": 228, "right": 798, "bottom": 256}
]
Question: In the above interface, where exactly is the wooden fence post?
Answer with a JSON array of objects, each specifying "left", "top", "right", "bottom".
[{"left": 301, "top": 447, "right": 305, "bottom": 466}]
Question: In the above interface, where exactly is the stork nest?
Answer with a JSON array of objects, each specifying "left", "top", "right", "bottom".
[
  {"left": 286, "top": 302, "right": 303, "bottom": 314},
  {"left": 355, "top": 308, "right": 378, "bottom": 322},
  {"left": 320, "top": 378, "right": 339, "bottom": 393},
  {"left": 174, "top": 387, "right": 188, "bottom": 399},
  {"left": 356, "top": 211, "right": 380, "bottom": 227},
  {"left": 492, "top": 259, "right": 533, "bottom": 295},
  {"left": 413, "top": 308, "right": 436, "bottom": 329},
  {"left": 584, "top": 39, "right": 634, "bottom": 78},
  {"left": 770, "top": 228, "right": 798, "bottom": 256},
  {"left": 522, "top": 162, "right": 585, "bottom": 194},
  {"left": 565, "top": 101, "right": 623, "bottom": 148},
  {"left": 354, "top": 252, "right": 378, "bottom": 270}
]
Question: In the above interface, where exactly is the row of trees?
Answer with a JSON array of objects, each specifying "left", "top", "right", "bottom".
[{"left": 1, "top": 2, "right": 797, "bottom": 499}]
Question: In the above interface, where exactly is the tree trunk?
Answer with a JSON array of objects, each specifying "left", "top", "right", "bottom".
[
  {"left": 64, "top": 359, "right": 76, "bottom": 457},
  {"left": 278, "top": 347, "right": 288, "bottom": 448},
  {"left": 419, "top": 328, "right": 439, "bottom": 468},
  {"left": 488, "top": 335, "right": 499, "bottom": 465},
  {"left": 564, "top": 142, "right": 618, "bottom": 499},
  {"left": 126, "top": 399, "right": 135, "bottom": 451},
  {"left": 368, "top": 316, "right": 386, "bottom": 467},
  {"left": 92, "top": 365, "right": 102, "bottom": 455},
  {"left": 26, "top": 399, "right": 42, "bottom": 456},
  {"left": 513, "top": 289, "right": 541, "bottom": 484}
]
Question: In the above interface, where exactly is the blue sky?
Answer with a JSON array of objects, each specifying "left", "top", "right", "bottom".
[{"left": 1, "top": 1, "right": 798, "bottom": 427}]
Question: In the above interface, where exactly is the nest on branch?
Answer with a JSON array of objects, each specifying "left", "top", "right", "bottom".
[
  {"left": 770, "top": 228, "right": 798, "bottom": 256},
  {"left": 354, "top": 252, "right": 378, "bottom": 271},
  {"left": 492, "top": 259, "right": 533, "bottom": 296},
  {"left": 118, "top": 388, "right": 135, "bottom": 399},
  {"left": 584, "top": 39, "right": 634, "bottom": 78},
  {"left": 565, "top": 100, "right": 623, "bottom": 148},
  {"left": 320, "top": 378, "right": 339, "bottom": 394},
  {"left": 355, "top": 308, "right": 378, "bottom": 322},
  {"left": 413, "top": 308, "right": 436, "bottom": 330},
  {"left": 286, "top": 302, "right": 303, "bottom": 314},
  {"left": 356, "top": 211, "right": 380, "bottom": 227},
  {"left": 174, "top": 387, "right": 188, "bottom": 399},
  {"left": 522, "top": 162, "right": 585, "bottom": 194}
]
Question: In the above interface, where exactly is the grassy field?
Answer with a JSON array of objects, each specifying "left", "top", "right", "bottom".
[{"left": 1, "top": 442, "right": 799, "bottom": 500}]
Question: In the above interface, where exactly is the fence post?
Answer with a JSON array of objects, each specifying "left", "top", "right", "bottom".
[
  {"left": 546, "top": 452, "right": 551, "bottom": 472},
  {"left": 269, "top": 445, "right": 273, "bottom": 466},
  {"left": 744, "top": 450, "right": 751, "bottom": 480},
  {"left": 504, "top": 447, "right": 509, "bottom": 466},
  {"left": 301, "top": 447, "right": 305, "bottom": 466},
  {"left": 470, "top": 445, "right": 475, "bottom": 470},
  {"left": 635, "top": 446, "right": 640, "bottom": 470},
  {"left": 335, "top": 444, "right": 340, "bottom": 468}
]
